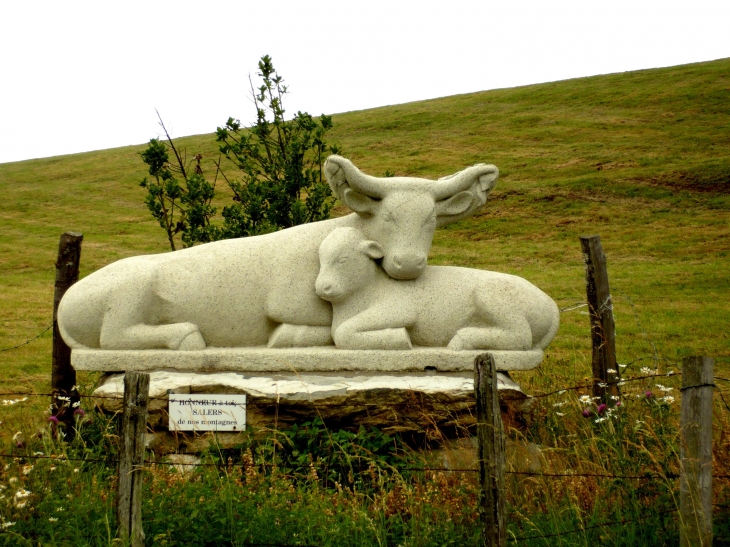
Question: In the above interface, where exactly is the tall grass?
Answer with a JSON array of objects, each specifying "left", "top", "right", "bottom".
[{"left": 1, "top": 363, "right": 728, "bottom": 546}]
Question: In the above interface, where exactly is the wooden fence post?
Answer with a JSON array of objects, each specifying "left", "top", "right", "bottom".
[
  {"left": 51, "top": 232, "right": 83, "bottom": 436},
  {"left": 680, "top": 356, "right": 714, "bottom": 547},
  {"left": 475, "top": 353, "right": 506, "bottom": 547},
  {"left": 117, "top": 371, "right": 150, "bottom": 547},
  {"left": 579, "top": 235, "right": 619, "bottom": 401}
]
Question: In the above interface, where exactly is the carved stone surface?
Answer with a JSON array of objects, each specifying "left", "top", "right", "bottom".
[
  {"left": 316, "top": 227, "right": 560, "bottom": 351},
  {"left": 93, "top": 371, "right": 530, "bottom": 450},
  {"left": 72, "top": 347, "right": 544, "bottom": 373},
  {"left": 58, "top": 156, "right": 500, "bottom": 352}
]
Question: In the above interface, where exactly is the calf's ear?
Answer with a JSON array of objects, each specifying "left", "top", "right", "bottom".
[
  {"left": 359, "top": 240, "right": 385, "bottom": 259},
  {"left": 343, "top": 189, "right": 378, "bottom": 215}
]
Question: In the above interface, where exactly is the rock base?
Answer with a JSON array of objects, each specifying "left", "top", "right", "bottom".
[{"left": 93, "top": 371, "right": 532, "bottom": 454}]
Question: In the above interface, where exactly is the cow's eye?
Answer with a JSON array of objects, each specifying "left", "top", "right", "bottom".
[
  {"left": 382, "top": 213, "right": 393, "bottom": 223},
  {"left": 338, "top": 256, "right": 349, "bottom": 264}
]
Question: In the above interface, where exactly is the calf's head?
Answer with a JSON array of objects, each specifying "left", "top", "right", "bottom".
[
  {"left": 315, "top": 228, "right": 383, "bottom": 303},
  {"left": 325, "top": 156, "right": 498, "bottom": 280}
]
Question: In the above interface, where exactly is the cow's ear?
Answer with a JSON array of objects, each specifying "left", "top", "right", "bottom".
[
  {"left": 434, "top": 164, "right": 498, "bottom": 227},
  {"left": 343, "top": 189, "right": 378, "bottom": 215},
  {"left": 359, "top": 240, "right": 384, "bottom": 260},
  {"left": 434, "top": 191, "right": 475, "bottom": 225}
]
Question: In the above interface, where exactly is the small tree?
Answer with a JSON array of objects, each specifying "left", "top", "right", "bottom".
[
  {"left": 215, "top": 55, "right": 340, "bottom": 238},
  {"left": 140, "top": 56, "right": 338, "bottom": 248},
  {"left": 139, "top": 113, "right": 219, "bottom": 251}
]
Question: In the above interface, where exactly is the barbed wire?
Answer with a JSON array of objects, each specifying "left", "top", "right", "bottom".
[
  {"left": 559, "top": 302, "right": 588, "bottom": 312},
  {"left": 511, "top": 508, "right": 679, "bottom": 542},
  {"left": 0, "top": 325, "right": 53, "bottom": 352},
  {"left": 0, "top": 369, "right": 688, "bottom": 407},
  {"left": 5, "top": 452, "right": 726, "bottom": 480}
]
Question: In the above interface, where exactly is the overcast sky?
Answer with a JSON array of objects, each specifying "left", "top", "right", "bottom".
[{"left": 1, "top": 0, "right": 728, "bottom": 165}]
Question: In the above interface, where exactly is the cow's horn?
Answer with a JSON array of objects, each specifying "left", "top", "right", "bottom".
[
  {"left": 325, "top": 155, "right": 387, "bottom": 199},
  {"left": 432, "top": 164, "right": 499, "bottom": 200}
]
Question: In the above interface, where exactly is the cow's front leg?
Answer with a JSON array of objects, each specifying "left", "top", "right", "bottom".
[{"left": 267, "top": 324, "right": 333, "bottom": 348}]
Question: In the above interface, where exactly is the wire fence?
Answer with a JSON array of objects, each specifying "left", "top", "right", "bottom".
[{"left": 1, "top": 335, "right": 728, "bottom": 544}]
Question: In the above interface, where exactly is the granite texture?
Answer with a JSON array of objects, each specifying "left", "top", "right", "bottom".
[
  {"left": 316, "top": 227, "right": 560, "bottom": 351},
  {"left": 58, "top": 156, "right": 499, "bottom": 352},
  {"left": 72, "top": 347, "right": 544, "bottom": 373}
]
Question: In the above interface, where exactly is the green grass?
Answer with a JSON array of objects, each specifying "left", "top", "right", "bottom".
[
  {"left": 1, "top": 58, "right": 727, "bottom": 390},
  {"left": 0, "top": 383, "right": 728, "bottom": 546}
]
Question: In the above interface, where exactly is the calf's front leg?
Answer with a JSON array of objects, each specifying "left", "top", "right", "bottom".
[{"left": 333, "top": 307, "right": 413, "bottom": 350}]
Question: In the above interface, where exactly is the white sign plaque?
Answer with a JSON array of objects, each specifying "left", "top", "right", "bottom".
[{"left": 168, "top": 394, "right": 247, "bottom": 432}]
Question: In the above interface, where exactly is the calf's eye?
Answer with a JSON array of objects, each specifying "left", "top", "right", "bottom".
[{"left": 338, "top": 256, "right": 349, "bottom": 264}]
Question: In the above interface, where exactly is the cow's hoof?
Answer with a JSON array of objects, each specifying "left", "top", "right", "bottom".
[
  {"left": 176, "top": 330, "right": 206, "bottom": 351},
  {"left": 447, "top": 334, "right": 466, "bottom": 351}
]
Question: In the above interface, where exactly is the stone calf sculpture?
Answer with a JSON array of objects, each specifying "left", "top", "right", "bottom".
[
  {"left": 58, "top": 156, "right": 499, "bottom": 351},
  {"left": 315, "top": 227, "right": 560, "bottom": 351}
]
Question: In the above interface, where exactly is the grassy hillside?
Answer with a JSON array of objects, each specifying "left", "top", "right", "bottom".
[{"left": 0, "top": 58, "right": 728, "bottom": 395}]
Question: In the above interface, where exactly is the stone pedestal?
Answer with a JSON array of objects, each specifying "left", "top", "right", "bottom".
[{"left": 92, "top": 370, "right": 531, "bottom": 454}]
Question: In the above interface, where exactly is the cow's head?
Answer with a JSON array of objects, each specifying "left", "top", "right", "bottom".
[{"left": 324, "top": 155, "right": 498, "bottom": 280}]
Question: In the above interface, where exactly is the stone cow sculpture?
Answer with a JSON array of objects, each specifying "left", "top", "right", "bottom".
[
  {"left": 58, "top": 156, "right": 499, "bottom": 351},
  {"left": 315, "top": 227, "right": 560, "bottom": 351}
]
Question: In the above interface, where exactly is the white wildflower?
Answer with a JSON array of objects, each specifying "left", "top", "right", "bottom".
[
  {"left": 8, "top": 477, "right": 18, "bottom": 484},
  {"left": 32, "top": 451, "right": 44, "bottom": 456},
  {"left": 55, "top": 395, "right": 70, "bottom": 402},
  {"left": 48, "top": 517, "right": 58, "bottom": 522},
  {"left": 607, "top": 369, "right": 617, "bottom": 374},
  {"left": 618, "top": 364, "right": 628, "bottom": 369},
  {"left": 640, "top": 367, "right": 653, "bottom": 375},
  {"left": 597, "top": 382, "right": 608, "bottom": 388},
  {"left": 610, "top": 395, "right": 620, "bottom": 400},
  {"left": 667, "top": 370, "right": 675, "bottom": 376},
  {"left": 618, "top": 381, "right": 627, "bottom": 386},
  {"left": 558, "top": 390, "right": 567, "bottom": 395},
  {"left": 579, "top": 395, "right": 592, "bottom": 404},
  {"left": 22, "top": 465, "right": 33, "bottom": 476},
  {"left": 552, "top": 401, "right": 568, "bottom": 407},
  {"left": 14, "top": 489, "right": 31, "bottom": 508},
  {"left": 556, "top": 412, "right": 565, "bottom": 416},
  {"left": 73, "top": 468, "right": 79, "bottom": 473},
  {"left": 594, "top": 417, "right": 608, "bottom": 423},
  {"left": 662, "top": 396, "right": 675, "bottom": 404},
  {"left": 0, "top": 520, "right": 15, "bottom": 530},
  {"left": 49, "top": 466, "right": 56, "bottom": 472},
  {"left": 11, "top": 432, "right": 22, "bottom": 442},
  {"left": 55, "top": 507, "right": 64, "bottom": 512},
  {"left": 72, "top": 401, "right": 81, "bottom": 408}
]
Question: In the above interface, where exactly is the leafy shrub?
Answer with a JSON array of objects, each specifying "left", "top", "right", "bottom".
[{"left": 139, "top": 55, "right": 340, "bottom": 250}]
